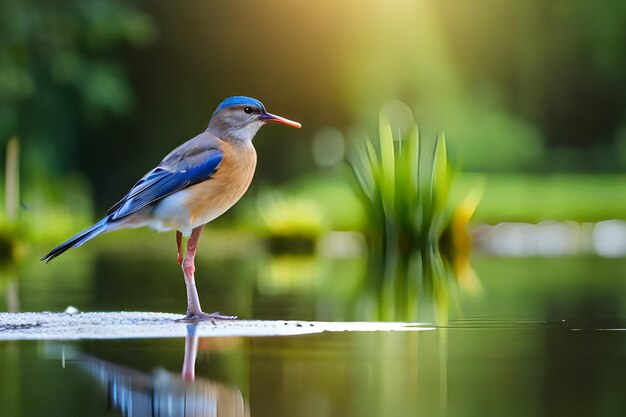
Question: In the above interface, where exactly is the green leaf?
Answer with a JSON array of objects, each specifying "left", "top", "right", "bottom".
[
  {"left": 432, "top": 132, "right": 449, "bottom": 211},
  {"left": 406, "top": 124, "right": 420, "bottom": 192},
  {"left": 349, "top": 139, "right": 375, "bottom": 201},
  {"left": 378, "top": 111, "right": 395, "bottom": 216}
]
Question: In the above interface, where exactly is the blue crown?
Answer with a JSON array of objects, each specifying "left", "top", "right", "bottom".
[{"left": 214, "top": 96, "right": 266, "bottom": 115}]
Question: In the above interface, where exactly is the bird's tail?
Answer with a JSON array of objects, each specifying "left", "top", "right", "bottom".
[{"left": 41, "top": 216, "right": 112, "bottom": 263}]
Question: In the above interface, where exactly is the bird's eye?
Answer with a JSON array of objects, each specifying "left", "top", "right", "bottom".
[{"left": 244, "top": 107, "right": 253, "bottom": 114}]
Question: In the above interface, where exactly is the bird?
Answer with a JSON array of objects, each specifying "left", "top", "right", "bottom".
[{"left": 42, "top": 96, "right": 301, "bottom": 321}]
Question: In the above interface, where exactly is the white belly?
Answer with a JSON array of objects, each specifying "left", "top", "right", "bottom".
[{"left": 146, "top": 188, "right": 237, "bottom": 236}]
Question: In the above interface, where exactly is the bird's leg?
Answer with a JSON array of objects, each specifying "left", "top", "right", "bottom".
[
  {"left": 180, "top": 225, "right": 237, "bottom": 322},
  {"left": 176, "top": 231, "right": 183, "bottom": 265},
  {"left": 182, "top": 226, "right": 204, "bottom": 317}
]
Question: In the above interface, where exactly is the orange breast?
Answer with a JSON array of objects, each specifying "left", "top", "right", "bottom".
[{"left": 185, "top": 140, "right": 257, "bottom": 226}]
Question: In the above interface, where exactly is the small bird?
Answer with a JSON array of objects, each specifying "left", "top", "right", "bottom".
[{"left": 42, "top": 96, "right": 301, "bottom": 320}]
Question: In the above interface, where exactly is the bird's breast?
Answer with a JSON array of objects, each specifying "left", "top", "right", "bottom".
[{"left": 184, "top": 141, "right": 257, "bottom": 229}]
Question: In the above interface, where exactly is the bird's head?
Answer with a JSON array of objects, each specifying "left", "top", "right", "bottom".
[{"left": 208, "top": 96, "right": 301, "bottom": 142}]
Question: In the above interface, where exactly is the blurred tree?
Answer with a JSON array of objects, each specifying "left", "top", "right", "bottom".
[
  {"left": 438, "top": 0, "right": 626, "bottom": 169},
  {"left": 0, "top": 0, "right": 155, "bottom": 176},
  {"left": 342, "top": 0, "right": 626, "bottom": 172}
]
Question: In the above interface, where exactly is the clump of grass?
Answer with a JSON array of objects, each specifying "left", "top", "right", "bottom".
[
  {"left": 349, "top": 102, "right": 481, "bottom": 322},
  {"left": 252, "top": 190, "right": 328, "bottom": 254}
]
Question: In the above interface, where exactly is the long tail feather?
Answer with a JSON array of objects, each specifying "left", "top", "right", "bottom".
[{"left": 41, "top": 217, "right": 111, "bottom": 263}]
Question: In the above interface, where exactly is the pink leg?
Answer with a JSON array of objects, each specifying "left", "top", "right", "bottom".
[
  {"left": 176, "top": 231, "right": 183, "bottom": 265},
  {"left": 182, "top": 226, "right": 204, "bottom": 317},
  {"left": 180, "top": 226, "right": 237, "bottom": 321}
]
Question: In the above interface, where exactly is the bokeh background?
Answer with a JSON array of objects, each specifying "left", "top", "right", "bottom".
[
  {"left": 3, "top": 0, "right": 626, "bottom": 202},
  {"left": 1, "top": 0, "right": 626, "bottom": 319},
  {"left": 2, "top": 2, "right": 626, "bottom": 417}
]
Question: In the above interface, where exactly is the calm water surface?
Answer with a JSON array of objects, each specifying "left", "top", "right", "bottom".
[{"left": 1, "top": 252, "right": 626, "bottom": 416}]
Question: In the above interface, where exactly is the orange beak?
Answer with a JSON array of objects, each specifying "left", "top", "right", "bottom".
[{"left": 261, "top": 112, "right": 302, "bottom": 128}]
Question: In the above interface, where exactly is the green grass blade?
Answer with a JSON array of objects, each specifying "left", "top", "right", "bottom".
[
  {"left": 432, "top": 132, "right": 449, "bottom": 211},
  {"left": 378, "top": 112, "right": 395, "bottom": 216},
  {"left": 349, "top": 139, "right": 376, "bottom": 201},
  {"left": 406, "top": 124, "right": 420, "bottom": 192}
]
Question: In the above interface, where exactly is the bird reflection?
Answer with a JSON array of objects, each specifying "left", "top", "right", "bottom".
[{"left": 74, "top": 325, "right": 248, "bottom": 417}]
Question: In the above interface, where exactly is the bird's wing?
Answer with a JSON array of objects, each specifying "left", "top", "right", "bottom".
[{"left": 107, "top": 133, "right": 223, "bottom": 221}]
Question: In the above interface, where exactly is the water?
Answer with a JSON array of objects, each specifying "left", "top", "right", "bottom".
[
  {"left": 2, "top": 320, "right": 626, "bottom": 416},
  {"left": 2, "top": 250, "right": 626, "bottom": 416}
]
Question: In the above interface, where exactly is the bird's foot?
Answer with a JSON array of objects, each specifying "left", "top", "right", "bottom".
[{"left": 178, "top": 311, "right": 238, "bottom": 323}]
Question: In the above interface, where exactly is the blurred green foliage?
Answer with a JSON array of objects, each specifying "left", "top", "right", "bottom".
[
  {"left": 288, "top": 172, "right": 626, "bottom": 229},
  {"left": 343, "top": 0, "right": 626, "bottom": 172},
  {"left": 0, "top": 0, "right": 155, "bottom": 175},
  {"left": 0, "top": 176, "right": 93, "bottom": 261},
  {"left": 465, "top": 174, "right": 626, "bottom": 224},
  {"left": 1, "top": 138, "right": 93, "bottom": 263},
  {"left": 1, "top": 0, "right": 624, "bottom": 221},
  {"left": 253, "top": 190, "right": 327, "bottom": 240},
  {"left": 0, "top": 1, "right": 624, "bottom": 305},
  {"left": 348, "top": 102, "right": 481, "bottom": 322},
  {"left": 0, "top": 0, "right": 155, "bottom": 259}
]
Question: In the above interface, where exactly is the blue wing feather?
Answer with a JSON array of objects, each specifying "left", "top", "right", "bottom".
[{"left": 109, "top": 148, "right": 223, "bottom": 220}]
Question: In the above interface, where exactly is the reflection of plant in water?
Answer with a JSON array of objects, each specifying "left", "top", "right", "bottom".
[
  {"left": 349, "top": 102, "right": 481, "bottom": 323},
  {"left": 258, "top": 255, "right": 321, "bottom": 293}
]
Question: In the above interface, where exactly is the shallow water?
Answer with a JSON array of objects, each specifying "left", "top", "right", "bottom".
[
  {"left": 2, "top": 320, "right": 626, "bottom": 417},
  {"left": 2, "top": 252, "right": 626, "bottom": 416}
]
